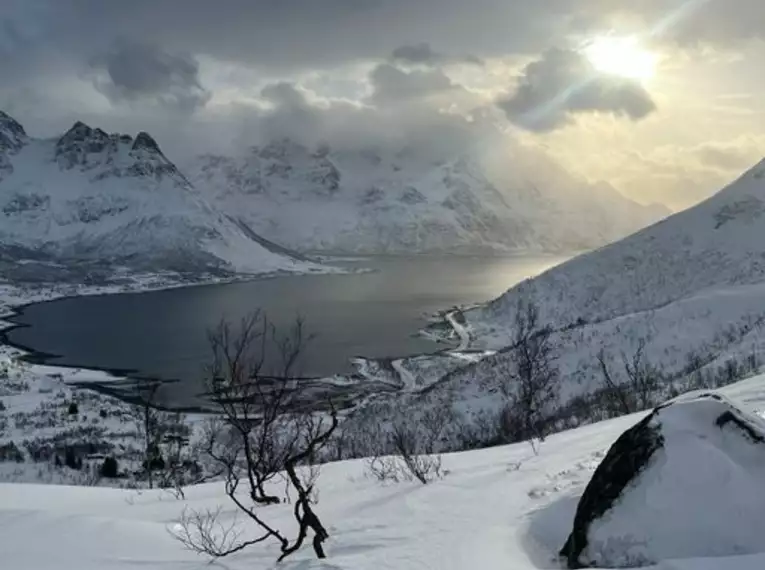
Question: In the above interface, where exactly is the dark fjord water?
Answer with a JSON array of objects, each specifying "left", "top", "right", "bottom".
[{"left": 6, "top": 255, "right": 566, "bottom": 402}]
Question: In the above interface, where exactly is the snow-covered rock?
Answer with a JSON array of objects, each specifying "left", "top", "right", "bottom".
[
  {"left": 187, "top": 140, "right": 665, "bottom": 254},
  {"left": 561, "top": 392, "right": 765, "bottom": 568},
  {"left": 0, "top": 112, "right": 314, "bottom": 277}
]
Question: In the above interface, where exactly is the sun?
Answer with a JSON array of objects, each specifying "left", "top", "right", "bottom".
[{"left": 583, "top": 36, "right": 658, "bottom": 81}]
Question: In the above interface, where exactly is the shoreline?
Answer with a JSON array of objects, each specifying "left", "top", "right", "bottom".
[
  {"left": 0, "top": 259, "right": 484, "bottom": 413},
  {"left": 0, "top": 265, "right": 352, "bottom": 392}
]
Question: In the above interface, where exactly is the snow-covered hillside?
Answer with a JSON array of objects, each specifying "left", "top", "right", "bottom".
[
  {"left": 472, "top": 159, "right": 765, "bottom": 332},
  {"left": 187, "top": 140, "right": 665, "bottom": 254},
  {"left": 0, "top": 111, "right": 315, "bottom": 277},
  {"left": 2, "top": 376, "right": 765, "bottom": 570},
  {"left": 369, "top": 158, "right": 765, "bottom": 431}
]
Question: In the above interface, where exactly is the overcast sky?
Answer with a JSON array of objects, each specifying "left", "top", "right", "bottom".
[{"left": 1, "top": 0, "right": 764, "bottom": 209}]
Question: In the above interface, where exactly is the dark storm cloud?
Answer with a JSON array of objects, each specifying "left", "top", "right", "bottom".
[
  {"left": 367, "top": 64, "right": 460, "bottom": 106},
  {"left": 91, "top": 41, "right": 210, "bottom": 112},
  {"left": 3, "top": 0, "right": 764, "bottom": 88},
  {"left": 391, "top": 43, "right": 483, "bottom": 67},
  {"left": 3, "top": 0, "right": 587, "bottom": 79},
  {"left": 498, "top": 48, "right": 657, "bottom": 131},
  {"left": 1, "top": 0, "right": 762, "bottom": 152}
]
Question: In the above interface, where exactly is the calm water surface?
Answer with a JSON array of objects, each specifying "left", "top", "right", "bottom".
[{"left": 7, "top": 255, "right": 567, "bottom": 401}]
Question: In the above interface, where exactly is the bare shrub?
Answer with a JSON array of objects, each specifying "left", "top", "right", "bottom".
[
  {"left": 596, "top": 338, "right": 664, "bottom": 416},
  {"left": 365, "top": 395, "right": 453, "bottom": 484},
  {"left": 596, "top": 349, "right": 633, "bottom": 415},
  {"left": 172, "top": 312, "right": 337, "bottom": 562},
  {"left": 496, "top": 299, "right": 560, "bottom": 452},
  {"left": 172, "top": 506, "right": 266, "bottom": 557}
]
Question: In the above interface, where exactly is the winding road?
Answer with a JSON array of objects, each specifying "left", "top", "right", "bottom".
[{"left": 445, "top": 311, "right": 471, "bottom": 351}]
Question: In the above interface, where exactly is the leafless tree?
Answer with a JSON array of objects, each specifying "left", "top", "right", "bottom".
[
  {"left": 622, "top": 338, "right": 661, "bottom": 410},
  {"left": 596, "top": 349, "right": 634, "bottom": 415},
  {"left": 498, "top": 299, "right": 560, "bottom": 452},
  {"left": 390, "top": 418, "right": 444, "bottom": 484},
  {"left": 130, "top": 378, "right": 164, "bottom": 489},
  {"left": 154, "top": 412, "right": 195, "bottom": 499},
  {"left": 172, "top": 312, "right": 337, "bottom": 562},
  {"left": 596, "top": 338, "right": 663, "bottom": 416},
  {"left": 129, "top": 379, "right": 197, "bottom": 493}
]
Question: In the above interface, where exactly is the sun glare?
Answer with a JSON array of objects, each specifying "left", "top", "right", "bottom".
[{"left": 583, "top": 36, "right": 658, "bottom": 82}]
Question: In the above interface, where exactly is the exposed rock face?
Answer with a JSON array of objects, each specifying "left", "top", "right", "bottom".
[
  {"left": 0, "top": 111, "right": 27, "bottom": 152},
  {"left": 0, "top": 111, "right": 28, "bottom": 180},
  {"left": 560, "top": 409, "right": 666, "bottom": 568},
  {"left": 55, "top": 122, "right": 182, "bottom": 182},
  {"left": 561, "top": 392, "right": 765, "bottom": 568}
]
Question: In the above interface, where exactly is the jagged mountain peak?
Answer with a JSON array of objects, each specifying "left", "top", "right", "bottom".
[
  {"left": 0, "top": 110, "right": 27, "bottom": 153},
  {"left": 64, "top": 120, "right": 92, "bottom": 135},
  {"left": 0, "top": 120, "right": 313, "bottom": 276},
  {"left": 0, "top": 110, "right": 25, "bottom": 133},
  {"left": 132, "top": 132, "right": 162, "bottom": 154},
  {"left": 51, "top": 121, "right": 181, "bottom": 183}
]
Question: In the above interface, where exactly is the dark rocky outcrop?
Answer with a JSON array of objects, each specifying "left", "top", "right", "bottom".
[
  {"left": 131, "top": 132, "right": 162, "bottom": 154},
  {"left": 561, "top": 392, "right": 765, "bottom": 568},
  {"left": 0, "top": 110, "right": 27, "bottom": 152},
  {"left": 560, "top": 408, "right": 666, "bottom": 568},
  {"left": 53, "top": 121, "right": 182, "bottom": 182}
]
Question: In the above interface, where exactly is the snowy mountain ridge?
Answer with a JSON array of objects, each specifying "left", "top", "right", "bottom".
[
  {"left": 187, "top": 139, "right": 667, "bottom": 254},
  {"left": 472, "top": 157, "right": 765, "bottom": 331},
  {"left": 0, "top": 112, "right": 314, "bottom": 278}
]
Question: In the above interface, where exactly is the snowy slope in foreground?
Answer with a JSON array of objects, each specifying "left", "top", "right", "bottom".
[
  {"left": 0, "top": 111, "right": 314, "bottom": 276},
  {"left": 3, "top": 376, "right": 765, "bottom": 570},
  {"left": 188, "top": 140, "right": 666, "bottom": 254}
]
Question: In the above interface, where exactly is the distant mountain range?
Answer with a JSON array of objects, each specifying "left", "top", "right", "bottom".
[
  {"left": 0, "top": 111, "right": 313, "bottom": 280},
  {"left": 0, "top": 110, "right": 669, "bottom": 281},
  {"left": 186, "top": 140, "right": 668, "bottom": 254}
]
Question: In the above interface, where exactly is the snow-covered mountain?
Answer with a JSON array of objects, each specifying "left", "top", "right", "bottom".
[
  {"left": 0, "top": 111, "right": 312, "bottom": 276},
  {"left": 420, "top": 158, "right": 765, "bottom": 415},
  {"left": 472, "top": 158, "right": 765, "bottom": 332},
  {"left": 187, "top": 140, "right": 666, "bottom": 254}
]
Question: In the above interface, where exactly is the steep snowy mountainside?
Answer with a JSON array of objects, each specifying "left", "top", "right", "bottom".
[
  {"left": 187, "top": 140, "right": 665, "bottom": 254},
  {"left": 0, "top": 112, "right": 313, "bottom": 277},
  {"left": 470, "top": 158, "right": 765, "bottom": 333}
]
